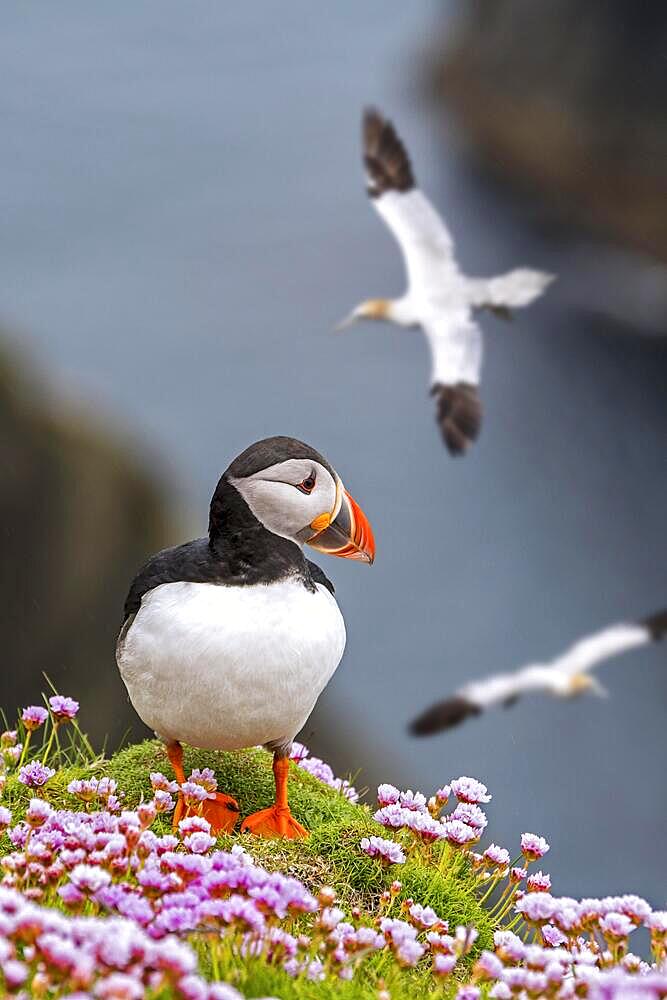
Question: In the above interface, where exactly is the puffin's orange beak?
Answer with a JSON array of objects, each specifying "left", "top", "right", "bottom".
[{"left": 307, "top": 487, "right": 375, "bottom": 564}]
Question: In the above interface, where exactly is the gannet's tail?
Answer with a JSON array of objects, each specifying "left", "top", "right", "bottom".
[
  {"left": 469, "top": 269, "right": 555, "bottom": 317},
  {"left": 430, "top": 383, "right": 482, "bottom": 456}
]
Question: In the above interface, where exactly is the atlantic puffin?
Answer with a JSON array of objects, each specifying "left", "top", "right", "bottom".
[{"left": 116, "top": 436, "right": 375, "bottom": 839}]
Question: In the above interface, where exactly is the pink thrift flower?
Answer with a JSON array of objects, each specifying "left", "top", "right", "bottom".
[
  {"left": 188, "top": 768, "right": 217, "bottom": 795},
  {"left": 154, "top": 790, "right": 175, "bottom": 814},
  {"left": 436, "top": 784, "right": 451, "bottom": 804},
  {"left": 21, "top": 705, "right": 48, "bottom": 730},
  {"left": 408, "top": 903, "right": 442, "bottom": 930},
  {"left": 399, "top": 789, "right": 427, "bottom": 812},
  {"left": 67, "top": 777, "right": 98, "bottom": 802},
  {"left": 443, "top": 819, "right": 478, "bottom": 847},
  {"left": 58, "top": 882, "right": 85, "bottom": 907},
  {"left": 527, "top": 870, "right": 552, "bottom": 892},
  {"left": 137, "top": 802, "right": 157, "bottom": 828},
  {"left": 184, "top": 831, "right": 216, "bottom": 854},
  {"left": 48, "top": 695, "right": 79, "bottom": 720},
  {"left": 450, "top": 802, "right": 488, "bottom": 832},
  {"left": 0, "top": 806, "right": 12, "bottom": 830},
  {"left": 179, "top": 816, "right": 211, "bottom": 835},
  {"left": 150, "top": 772, "right": 179, "bottom": 794},
  {"left": 494, "top": 930, "right": 526, "bottom": 963},
  {"left": 25, "top": 798, "right": 51, "bottom": 828},
  {"left": 516, "top": 892, "right": 557, "bottom": 924},
  {"left": 542, "top": 924, "right": 568, "bottom": 948},
  {"left": 181, "top": 781, "right": 208, "bottom": 807},
  {"left": 456, "top": 987, "right": 481, "bottom": 1000},
  {"left": 474, "top": 950, "right": 504, "bottom": 981},
  {"left": 600, "top": 912, "right": 634, "bottom": 940},
  {"left": 289, "top": 741, "right": 309, "bottom": 762},
  {"left": 520, "top": 832, "right": 550, "bottom": 861},
  {"left": 18, "top": 760, "right": 55, "bottom": 788},
  {"left": 489, "top": 984, "right": 512, "bottom": 1000},
  {"left": 70, "top": 863, "right": 112, "bottom": 894},
  {"left": 451, "top": 776, "right": 491, "bottom": 804},
  {"left": 433, "top": 953, "right": 457, "bottom": 976},
  {"left": 484, "top": 844, "right": 511, "bottom": 868},
  {"left": 360, "top": 835, "right": 405, "bottom": 865},
  {"left": 377, "top": 783, "right": 401, "bottom": 807},
  {"left": 2, "top": 959, "right": 28, "bottom": 989}
]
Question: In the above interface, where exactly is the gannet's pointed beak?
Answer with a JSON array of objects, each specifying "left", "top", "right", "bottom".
[
  {"left": 569, "top": 674, "right": 608, "bottom": 698},
  {"left": 307, "top": 483, "right": 375, "bottom": 564},
  {"left": 334, "top": 311, "right": 357, "bottom": 333}
]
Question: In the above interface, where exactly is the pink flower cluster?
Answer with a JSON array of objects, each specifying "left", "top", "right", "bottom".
[
  {"left": 483, "top": 926, "right": 667, "bottom": 999},
  {"left": 0, "top": 884, "right": 243, "bottom": 999},
  {"left": 372, "top": 777, "right": 490, "bottom": 848},
  {"left": 0, "top": 781, "right": 484, "bottom": 990},
  {"left": 2, "top": 698, "right": 666, "bottom": 998},
  {"left": 289, "top": 742, "right": 358, "bottom": 802}
]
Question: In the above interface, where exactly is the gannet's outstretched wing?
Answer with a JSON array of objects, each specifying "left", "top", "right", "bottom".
[
  {"left": 553, "top": 613, "right": 665, "bottom": 677},
  {"left": 410, "top": 665, "right": 559, "bottom": 735},
  {"left": 423, "top": 312, "right": 483, "bottom": 455},
  {"left": 409, "top": 609, "right": 666, "bottom": 735},
  {"left": 467, "top": 269, "right": 555, "bottom": 317},
  {"left": 363, "top": 107, "right": 459, "bottom": 296}
]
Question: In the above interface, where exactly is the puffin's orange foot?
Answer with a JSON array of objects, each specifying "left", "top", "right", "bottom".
[
  {"left": 172, "top": 792, "right": 240, "bottom": 834},
  {"left": 241, "top": 805, "right": 309, "bottom": 840},
  {"left": 198, "top": 792, "right": 240, "bottom": 834}
]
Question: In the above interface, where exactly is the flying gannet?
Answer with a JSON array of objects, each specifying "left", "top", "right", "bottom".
[
  {"left": 338, "top": 108, "right": 555, "bottom": 455},
  {"left": 410, "top": 608, "right": 667, "bottom": 735}
]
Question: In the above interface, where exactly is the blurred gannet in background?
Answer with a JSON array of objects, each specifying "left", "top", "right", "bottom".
[
  {"left": 410, "top": 607, "right": 667, "bottom": 735},
  {"left": 338, "top": 108, "right": 554, "bottom": 455}
]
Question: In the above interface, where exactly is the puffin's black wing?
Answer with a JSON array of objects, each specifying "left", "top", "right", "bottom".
[
  {"left": 122, "top": 538, "right": 220, "bottom": 621},
  {"left": 306, "top": 560, "right": 335, "bottom": 596}
]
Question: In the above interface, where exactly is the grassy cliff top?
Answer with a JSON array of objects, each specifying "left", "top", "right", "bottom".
[{"left": 2, "top": 739, "right": 494, "bottom": 999}]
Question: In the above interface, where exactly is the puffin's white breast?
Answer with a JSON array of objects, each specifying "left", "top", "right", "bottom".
[{"left": 117, "top": 577, "right": 346, "bottom": 750}]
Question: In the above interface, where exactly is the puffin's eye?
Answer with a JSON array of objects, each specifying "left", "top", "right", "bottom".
[{"left": 296, "top": 475, "right": 316, "bottom": 494}]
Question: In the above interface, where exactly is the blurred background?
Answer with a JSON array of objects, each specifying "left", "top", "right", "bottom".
[{"left": 2, "top": 1, "right": 666, "bottom": 903}]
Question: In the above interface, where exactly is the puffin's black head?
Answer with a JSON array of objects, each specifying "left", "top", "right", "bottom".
[{"left": 213, "top": 436, "right": 375, "bottom": 563}]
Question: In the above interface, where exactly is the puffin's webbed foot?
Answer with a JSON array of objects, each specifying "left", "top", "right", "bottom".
[
  {"left": 199, "top": 792, "right": 240, "bottom": 834},
  {"left": 240, "top": 752, "right": 308, "bottom": 839},
  {"left": 241, "top": 804, "right": 308, "bottom": 840}
]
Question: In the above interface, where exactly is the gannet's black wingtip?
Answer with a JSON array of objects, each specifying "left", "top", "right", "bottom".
[
  {"left": 362, "top": 107, "right": 415, "bottom": 198},
  {"left": 409, "top": 696, "right": 481, "bottom": 736},
  {"left": 641, "top": 608, "right": 667, "bottom": 641}
]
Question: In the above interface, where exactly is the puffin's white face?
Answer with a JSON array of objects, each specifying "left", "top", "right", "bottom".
[
  {"left": 230, "top": 459, "right": 341, "bottom": 545},
  {"left": 229, "top": 456, "right": 374, "bottom": 563}
]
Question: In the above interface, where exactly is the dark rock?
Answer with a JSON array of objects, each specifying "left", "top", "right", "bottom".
[
  {"left": 431, "top": 1, "right": 667, "bottom": 261},
  {"left": 0, "top": 338, "right": 173, "bottom": 747}
]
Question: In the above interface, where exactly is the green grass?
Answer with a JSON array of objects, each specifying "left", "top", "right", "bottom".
[{"left": 3, "top": 740, "right": 494, "bottom": 999}]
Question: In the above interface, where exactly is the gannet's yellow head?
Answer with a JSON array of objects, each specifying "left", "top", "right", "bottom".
[
  {"left": 567, "top": 674, "right": 607, "bottom": 698},
  {"left": 335, "top": 299, "right": 391, "bottom": 330}
]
